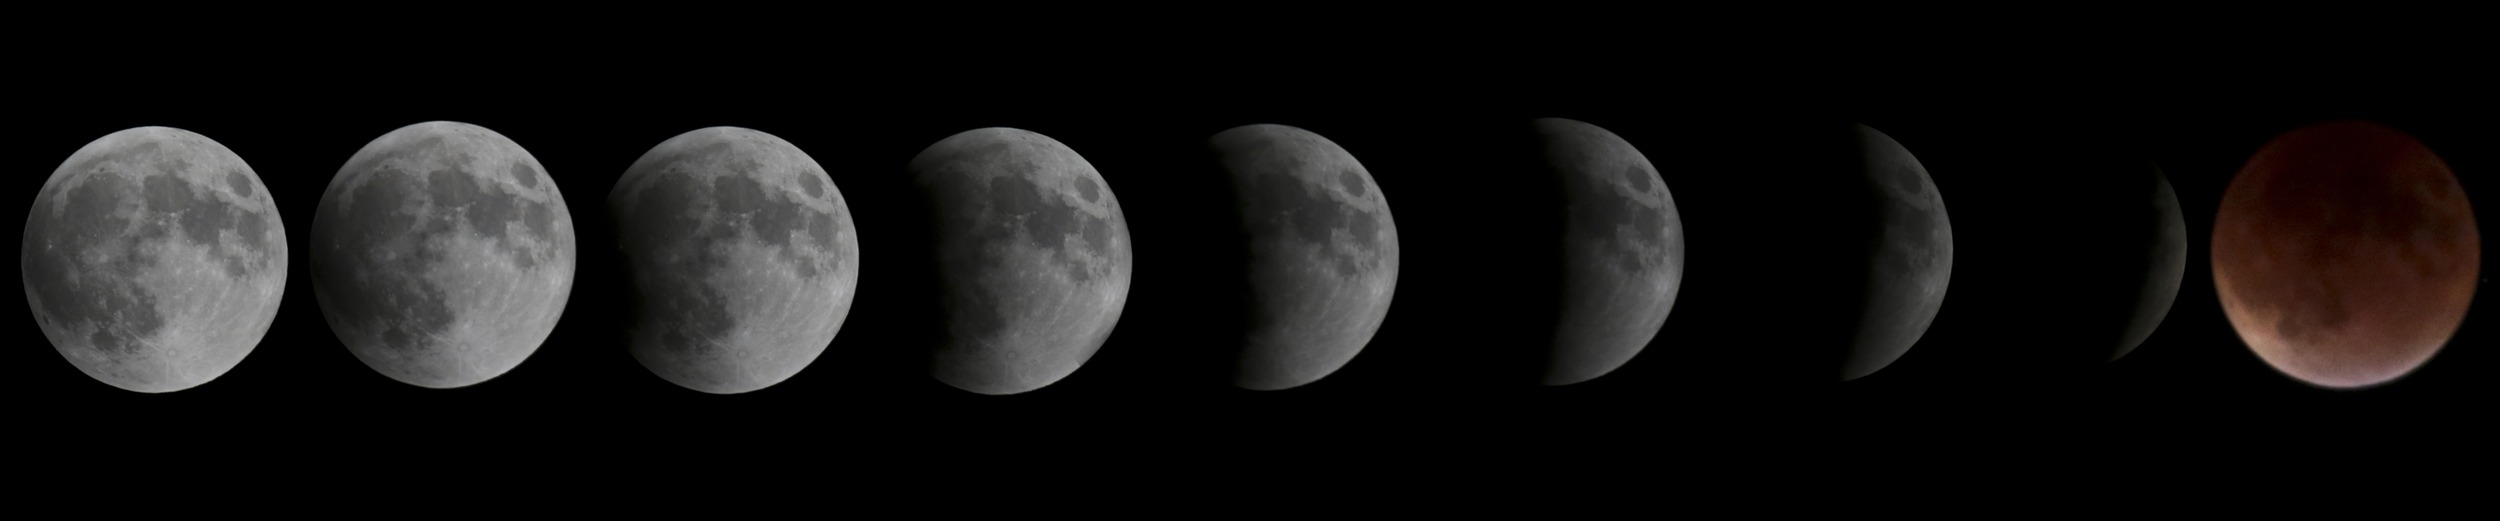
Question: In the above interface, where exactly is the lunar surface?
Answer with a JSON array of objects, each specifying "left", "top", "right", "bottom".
[
  {"left": 611, "top": 127, "right": 858, "bottom": 394},
  {"left": 1210, "top": 124, "right": 1400, "bottom": 391},
  {"left": 23, "top": 127, "right": 286, "bottom": 392},
  {"left": 309, "top": 121, "right": 576, "bottom": 389},
  {"left": 2114, "top": 167, "right": 2187, "bottom": 362},
  {"left": 1530, "top": 118, "right": 1681, "bottom": 386},
  {"left": 1843, "top": 124, "right": 1952, "bottom": 381},
  {"left": 2213, "top": 121, "right": 2479, "bottom": 389},
  {"left": 909, "top": 128, "right": 1132, "bottom": 395}
]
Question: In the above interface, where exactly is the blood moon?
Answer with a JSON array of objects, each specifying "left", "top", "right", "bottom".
[{"left": 2213, "top": 121, "right": 2479, "bottom": 389}]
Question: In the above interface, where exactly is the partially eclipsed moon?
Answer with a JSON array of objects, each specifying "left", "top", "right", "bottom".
[
  {"left": 2114, "top": 166, "right": 2187, "bottom": 362},
  {"left": 1529, "top": 118, "right": 1680, "bottom": 386},
  {"left": 310, "top": 121, "right": 577, "bottom": 389},
  {"left": 1209, "top": 124, "right": 1400, "bottom": 391},
  {"left": 1843, "top": 124, "right": 1952, "bottom": 381},
  {"left": 910, "top": 128, "right": 1133, "bottom": 395},
  {"left": 611, "top": 127, "right": 859, "bottom": 394}
]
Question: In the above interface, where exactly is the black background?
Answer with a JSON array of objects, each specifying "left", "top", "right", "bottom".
[{"left": 12, "top": 35, "right": 2492, "bottom": 483}]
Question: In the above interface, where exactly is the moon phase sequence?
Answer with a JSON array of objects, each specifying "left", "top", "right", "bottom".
[
  {"left": 22, "top": 118, "right": 2479, "bottom": 394},
  {"left": 23, "top": 127, "right": 285, "bottom": 392},
  {"left": 309, "top": 122, "right": 577, "bottom": 389}
]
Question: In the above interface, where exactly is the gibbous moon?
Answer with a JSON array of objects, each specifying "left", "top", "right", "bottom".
[
  {"left": 611, "top": 127, "right": 858, "bottom": 394},
  {"left": 2213, "top": 121, "right": 2479, "bottom": 389},
  {"left": 909, "top": 128, "right": 1133, "bottom": 395},
  {"left": 23, "top": 127, "right": 286, "bottom": 392},
  {"left": 2115, "top": 167, "right": 2187, "bottom": 361},
  {"left": 1209, "top": 124, "right": 1400, "bottom": 391},
  {"left": 310, "top": 121, "right": 576, "bottom": 389},
  {"left": 1529, "top": 118, "right": 1682, "bottom": 385},
  {"left": 1843, "top": 124, "right": 1952, "bottom": 381}
]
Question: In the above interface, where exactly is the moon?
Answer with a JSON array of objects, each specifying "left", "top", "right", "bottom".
[
  {"left": 2212, "top": 121, "right": 2479, "bottom": 389},
  {"left": 1528, "top": 118, "right": 1682, "bottom": 385},
  {"left": 23, "top": 127, "right": 286, "bottom": 392},
  {"left": 2114, "top": 166, "right": 2187, "bottom": 361},
  {"left": 909, "top": 128, "right": 1133, "bottom": 395},
  {"left": 610, "top": 127, "right": 858, "bottom": 394},
  {"left": 1208, "top": 124, "right": 1400, "bottom": 391},
  {"left": 1843, "top": 124, "right": 1952, "bottom": 381},
  {"left": 309, "top": 121, "right": 576, "bottom": 389}
]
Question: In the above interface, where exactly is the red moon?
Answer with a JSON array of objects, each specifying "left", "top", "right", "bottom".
[{"left": 2213, "top": 121, "right": 2480, "bottom": 389}]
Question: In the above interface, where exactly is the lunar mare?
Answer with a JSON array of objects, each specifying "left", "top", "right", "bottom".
[
  {"left": 1843, "top": 124, "right": 1952, "bottom": 381},
  {"left": 310, "top": 121, "right": 576, "bottom": 389},
  {"left": 1210, "top": 124, "right": 1399, "bottom": 391},
  {"left": 1532, "top": 118, "right": 1681, "bottom": 385},
  {"left": 2115, "top": 167, "right": 2187, "bottom": 361},
  {"left": 910, "top": 128, "right": 1133, "bottom": 395},
  {"left": 611, "top": 127, "right": 858, "bottom": 394},
  {"left": 23, "top": 127, "right": 285, "bottom": 392},
  {"left": 2213, "top": 121, "right": 2478, "bottom": 389}
]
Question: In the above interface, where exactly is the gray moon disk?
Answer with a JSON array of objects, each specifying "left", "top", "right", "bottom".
[
  {"left": 2115, "top": 167, "right": 2186, "bottom": 361},
  {"left": 611, "top": 127, "right": 858, "bottom": 394},
  {"left": 310, "top": 121, "right": 576, "bottom": 389},
  {"left": 1532, "top": 118, "right": 1682, "bottom": 385},
  {"left": 1210, "top": 124, "right": 1400, "bottom": 391},
  {"left": 23, "top": 127, "right": 286, "bottom": 392},
  {"left": 909, "top": 128, "right": 1133, "bottom": 395},
  {"left": 1843, "top": 124, "right": 1952, "bottom": 381}
]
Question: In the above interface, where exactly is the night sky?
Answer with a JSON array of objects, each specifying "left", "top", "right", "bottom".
[{"left": 13, "top": 40, "right": 2490, "bottom": 482}]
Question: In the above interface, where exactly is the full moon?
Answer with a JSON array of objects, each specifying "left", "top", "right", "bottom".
[
  {"left": 909, "top": 128, "right": 1133, "bottom": 395},
  {"left": 2212, "top": 121, "right": 2479, "bottom": 389},
  {"left": 23, "top": 127, "right": 286, "bottom": 392},
  {"left": 310, "top": 121, "right": 576, "bottom": 389},
  {"left": 1843, "top": 124, "right": 1952, "bottom": 381},
  {"left": 1529, "top": 118, "right": 1681, "bottom": 386},
  {"left": 610, "top": 127, "right": 858, "bottom": 394},
  {"left": 1208, "top": 124, "right": 1400, "bottom": 391}
]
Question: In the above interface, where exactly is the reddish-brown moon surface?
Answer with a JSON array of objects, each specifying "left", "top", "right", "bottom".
[{"left": 2213, "top": 121, "right": 2479, "bottom": 389}]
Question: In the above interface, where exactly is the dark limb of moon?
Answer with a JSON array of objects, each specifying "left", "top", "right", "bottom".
[
  {"left": 611, "top": 127, "right": 858, "bottom": 394},
  {"left": 909, "top": 128, "right": 1133, "bottom": 395},
  {"left": 24, "top": 127, "right": 285, "bottom": 392},
  {"left": 1842, "top": 124, "right": 1952, "bottom": 381},
  {"left": 2212, "top": 121, "right": 2478, "bottom": 389},
  {"left": 310, "top": 121, "right": 575, "bottom": 389},
  {"left": 1209, "top": 124, "right": 1399, "bottom": 391},
  {"left": 1530, "top": 118, "right": 1682, "bottom": 386}
]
